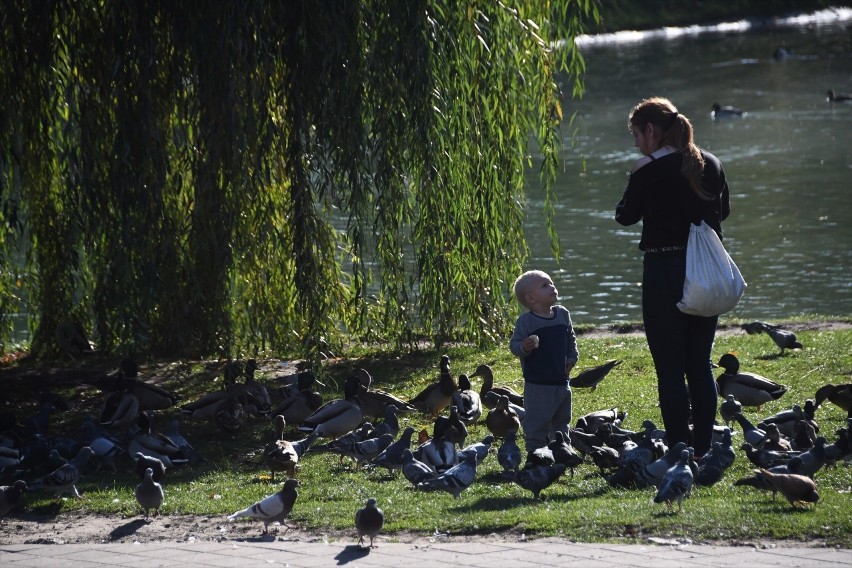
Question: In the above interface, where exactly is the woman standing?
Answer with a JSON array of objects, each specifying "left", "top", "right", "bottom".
[{"left": 615, "top": 97, "right": 730, "bottom": 457}]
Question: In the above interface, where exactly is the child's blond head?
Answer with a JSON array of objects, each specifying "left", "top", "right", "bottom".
[{"left": 513, "top": 270, "right": 551, "bottom": 309}]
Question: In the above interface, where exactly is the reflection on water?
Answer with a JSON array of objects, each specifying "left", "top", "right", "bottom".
[{"left": 526, "top": 10, "right": 852, "bottom": 325}]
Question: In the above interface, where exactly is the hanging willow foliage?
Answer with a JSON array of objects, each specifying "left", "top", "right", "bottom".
[{"left": 0, "top": 0, "right": 599, "bottom": 364}]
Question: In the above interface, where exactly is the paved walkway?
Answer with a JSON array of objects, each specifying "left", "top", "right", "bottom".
[{"left": 1, "top": 538, "right": 850, "bottom": 567}]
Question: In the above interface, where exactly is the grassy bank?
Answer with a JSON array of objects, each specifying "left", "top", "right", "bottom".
[
  {"left": 4, "top": 320, "right": 851, "bottom": 546},
  {"left": 591, "top": 0, "right": 849, "bottom": 32}
]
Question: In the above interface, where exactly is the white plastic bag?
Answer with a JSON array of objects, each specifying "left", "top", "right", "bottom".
[{"left": 677, "top": 221, "right": 746, "bottom": 317}]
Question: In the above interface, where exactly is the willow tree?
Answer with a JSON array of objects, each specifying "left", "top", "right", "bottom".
[{"left": 0, "top": 0, "right": 598, "bottom": 363}]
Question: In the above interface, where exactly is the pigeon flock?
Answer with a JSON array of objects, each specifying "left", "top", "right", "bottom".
[{"left": 1, "top": 321, "right": 851, "bottom": 545}]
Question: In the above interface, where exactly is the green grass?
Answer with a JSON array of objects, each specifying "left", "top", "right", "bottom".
[{"left": 8, "top": 322, "right": 852, "bottom": 546}]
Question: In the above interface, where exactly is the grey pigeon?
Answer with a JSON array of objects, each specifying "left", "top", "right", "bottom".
[
  {"left": 719, "top": 394, "right": 742, "bottom": 427},
  {"left": 498, "top": 429, "right": 523, "bottom": 472},
  {"left": 372, "top": 426, "right": 416, "bottom": 474},
  {"left": 732, "top": 413, "right": 767, "bottom": 446},
  {"left": 31, "top": 446, "right": 94, "bottom": 498},
  {"left": 548, "top": 430, "right": 584, "bottom": 477},
  {"left": 401, "top": 448, "right": 438, "bottom": 487},
  {"left": 763, "top": 326, "right": 803, "bottom": 354},
  {"left": 317, "top": 433, "right": 394, "bottom": 469},
  {"left": 504, "top": 463, "right": 566, "bottom": 499},
  {"left": 227, "top": 478, "right": 299, "bottom": 534},
  {"left": 355, "top": 497, "right": 384, "bottom": 548},
  {"left": 0, "top": 480, "right": 27, "bottom": 521},
  {"left": 457, "top": 434, "right": 495, "bottom": 465},
  {"left": 636, "top": 442, "right": 688, "bottom": 488},
  {"left": 740, "top": 443, "right": 794, "bottom": 470},
  {"left": 134, "top": 452, "right": 167, "bottom": 482},
  {"left": 135, "top": 467, "right": 164, "bottom": 519},
  {"left": 793, "top": 437, "right": 827, "bottom": 477},
  {"left": 369, "top": 404, "right": 400, "bottom": 439},
  {"left": 290, "top": 431, "right": 320, "bottom": 459},
  {"left": 654, "top": 449, "right": 693, "bottom": 512},
  {"left": 569, "top": 359, "right": 621, "bottom": 391},
  {"left": 416, "top": 450, "right": 477, "bottom": 498},
  {"left": 695, "top": 442, "right": 725, "bottom": 487},
  {"left": 415, "top": 432, "right": 457, "bottom": 473}
]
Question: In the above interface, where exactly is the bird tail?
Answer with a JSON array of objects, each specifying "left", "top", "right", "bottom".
[{"left": 227, "top": 507, "right": 251, "bottom": 521}]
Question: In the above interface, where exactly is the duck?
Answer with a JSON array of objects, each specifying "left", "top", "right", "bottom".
[
  {"left": 827, "top": 89, "right": 852, "bottom": 103},
  {"left": 242, "top": 360, "right": 272, "bottom": 417},
  {"left": 480, "top": 390, "right": 525, "bottom": 420},
  {"left": 265, "top": 415, "right": 299, "bottom": 481},
  {"left": 299, "top": 375, "right": 363, "bottom": 439},
  {"left": 575, "top": 407, "right": 626, "bottom": 434},
  {"left": 99, "top": 391, "right": 140, "bottom": 429},
  {"left": 471, "top": 363, "right": 523, "bottom": 408},
  {"left": 122, "top": 376, "right": 180, "bottom": 411},
  {"left": 273, "top": 372, "right": 324, "bottom": 426},
  {"left": 451, "top": 374, "right": 482, "bottom": 426},
  {"left": 414, "top": 423, "right": 457, "bottom": 473},
  {"left": 569, "top": 359, "right": 622, "bottom": 391},
  {"left": 715, "top": 353, "right": 788, "bottom": 408},
  {"left": 758, "top": 403, "right": 807, "bottom": 438},
  {"left": 446, "top": 405, "right": 468, "bottom": 448},
  {"left": 484, "top": 394, "right": 522, "bottom": 439},
  {"left": 351, "top": 368, "right": 416, "bottom": 420},
  {"left": 408, "top": 355, "right": 457, "bottom": 416},
  {"left": 711, "top": 102, "right": 745, "bottom": 118},
  {"left": 814, "top": 383, "right": 852, "bottom": 416},
  {"left": 759, "top": 423, "right": 792, "bottom": 452},
  {"left": 180, "top": 389, "right": 228, "bottom": 421},
  {"left": 214, "top": 393, "right": 246, "bottom": 433}
]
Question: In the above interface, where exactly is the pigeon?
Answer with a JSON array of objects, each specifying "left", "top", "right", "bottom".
[
  {"left": 589, "top": 445, "right": 620, "bottom": 475},
  {"left": 227, "top": 478, "right": 299, "bottom": 534},
  {"left": 569, "top": 359, "right": 621, "bottom": 391},
  {"left": 0, "top": 480, "right": 27, "bottom": 521},
  {"left": 135, "top": 467, "right": 164, "bottom": 520},
  {"left": 548, "top": 430, "right": 584, "bottom": 476},
  {"left": 763, "top": 326, "right": 803, "bottom": 354},
  {"left": 759, "top": 404, "right": 805, "bottom": 438},
  {"left": 323, "top": 433, "right": 394, "bottom": 469},
  {"left": 416, "top": 450, "right": 477, "bottom": 498},
  {"left": 654, "top": 449, "right": 694, "bottom": 512},
  {"left": 719, "top": 394, "right": 742, "bottom": 427},
  {"left": 504, "top": 463, "right": 566, "bottom": 499},
  {"left": 793, "top": 437, "right": 827, "bottom": 477},
  {"left": 401, "top": 448, "right": 438, "bottom": 487},
  {"left": 636, "top": 442, "right": 688, "bottom": 488},
  {"left": 758, "top": 468, "right": 819, "bottom": 507},
  {"left": 364, "top": 404, "right": 400, "bottom": 440},
  {"left": 31, "top": 446, "right": 94, "bottom": 498},
  {"left": 742, "top": 321, "right": 778, "bottom": 335},
  {"left": 734, "top": 463, "right": 796, "bottom": 498},
  {"left": 355, "top": 497, "right": 384, "bottom": 548},
  {"left": 740, "top": 443, "right": 795, "bottom": 470},
  {"left": 457, "top": 434, "right": 495, "bottom": 465},
  {"left": 371, "top": 426, "right": 416, "bottom": 474},
  {"left": 732, "top": 413, "right": 767, "bottom": 446},
  {"left": 695, "top": 442, "right": 725, "bottom": 487},
  {"left": 498, "top": 429, "right": 523, "bottom": 472},
  {"left": 134, "top": 452, "right": 167, "bottom": 482}
]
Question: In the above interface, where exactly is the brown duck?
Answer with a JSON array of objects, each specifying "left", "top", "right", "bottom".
[
  {"left": 485, "top": 394, "right": 522, "bottom": 439},
  {"left": 471, "top": 364, "right": 523, "bottom": 409},
  {"left": 408, "top": 355, "right": 457, "bottom": 416},
  {"left": 265, "top": 415, "right": 299, "bottom": 481}
]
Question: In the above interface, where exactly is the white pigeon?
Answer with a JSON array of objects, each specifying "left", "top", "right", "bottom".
[
  {"left": 135, "top": 467, "right": 164, "bottom": 519},
  {"left": 31, "top": 446, "right": 94, "bottom": 498},
  {"left": 228, "top": 479, "right": 299, "bottom": 534},
  {"left": 355, "top": 497, "right": 384, "bottom": 548},
  {"left": 416, "top": 450, "right": 477, "bottom": 498},
  {"left": 654, "top": 449, "right": 694, "bottom": 512}
]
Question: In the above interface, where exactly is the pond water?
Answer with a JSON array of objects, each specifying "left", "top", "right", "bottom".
[{"left": 525, "top": 9, "right": 852, "bottom": 325}]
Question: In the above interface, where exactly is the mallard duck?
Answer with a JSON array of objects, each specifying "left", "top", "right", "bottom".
[
  {"left": 575, "top": 407, "right": 626, "bottom": 434},
  {"left": 242, "top": 360, "right": 272, "bottom": 417},
  {"left": 351, "top": 368, "right": 416, "bottom": 420},
  {"left": 408, "top": 355, "right": 457, "bottom": 416},
  {"left": 814, "top": 383, "right": 852, "bottom": 416},
  {"left": 180, "top": 389, "right": 228, "bottom": 421},
  {"left": 711, "top": 102, "right": 745, "bottom": 118},
  {"left": 758, "top": 403, "right": 807, "bottom": 438},
  {"left": 760, "top": 423, "right": 792, "bottom": 452},
  {"left": 298, "top": 375, "right": 363, "bottom": 439},
  {"left": 471, "top": 364, "right": 523, "bottom": 408},
  {"left": 452, "top": 374, "right": 482, "bottom": 426},
  {"left": 827, "top": 89, "right": 852, "bottom": 103},
  {"left": 480, "top": 390, "right": 525, "bottom": 420},
  {"left": 99, "top": 391, "right": 140, "bottom": 429},
  {"left": 484, "top": 394, "right": 521, "bottom": 439},
  {"left": 273, "top": 373, "right": 324, "bottom": 426},
  {"left": 265, "top": 415, "right": 298, "bottom": 481},
  {"left": 215, "top": 395, "right": 246, "bottom": 433},
  {"left": 715, "top": 354, "right": 788, "bottom": 408},
  {"left": 569, "top": 360, "right": 622, "bottom": 391}
]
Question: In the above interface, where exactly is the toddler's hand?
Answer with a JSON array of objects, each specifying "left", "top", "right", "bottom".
[{"left": 523, "top": 334, "right": 539, "bottom": 353}]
